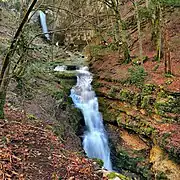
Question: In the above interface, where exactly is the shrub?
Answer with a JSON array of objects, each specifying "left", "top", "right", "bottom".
[{"left": 128, "top": 65, "right": 147, "bottom": 87}]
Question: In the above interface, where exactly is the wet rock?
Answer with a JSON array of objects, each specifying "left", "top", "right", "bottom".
[{"left": 107, "top": 124, "right": 152, "bottom": 179}]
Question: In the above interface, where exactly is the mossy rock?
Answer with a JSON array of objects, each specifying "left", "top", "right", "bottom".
[
  {"left": 155, "top": 96, "right": 180, "bottom": 115},
  {"left": 141, "top": 95, "right": 154, "bottom": 114},
  {"left": 53, "top": 71, "right": 77, "bottom": 79},
  {"left": 92, "top": 81, "right": 103, "bottom": 89},
  {"left": 117, "top": 114, "right": 156, "bottom": 137},
  {"left": 141, "top": 95, "right": 151, "bottom": 109},
  {"left": 92, "top": 158, "right": 104, "bottom": 168},
  {"left": 116, "top": 150, "right": 153, "bottom": 179},
  {"left": 98, "top": 97, "right": 118, "bottom": 122},
  {"left": 119, "top": 90, "right": 134, "bottom": 103},
  {"left": 132, "top": 93, "right": 141, "bottom": 106},
  {"left": 107, "top": 172, "right": 130, "bottom": 180}
]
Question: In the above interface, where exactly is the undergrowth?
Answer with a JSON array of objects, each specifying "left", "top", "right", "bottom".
[{"left": 127, "top": 65, "right": 147, "bottom": 88}]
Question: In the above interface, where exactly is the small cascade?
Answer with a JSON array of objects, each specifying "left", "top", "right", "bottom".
[{"left": 70, "top": 67, "right": 112, "bottom": 170}]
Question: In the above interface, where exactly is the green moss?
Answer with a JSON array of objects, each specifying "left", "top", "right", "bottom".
[
  {"left": 132, "top": 93, "right": 141, "bottom": 106},
  {"left": 0, "top": 91, "right": 5, "bottom": 119},
  {"left": 157, "top": 89, "right": 168, "bottom": 98},
  {"left": 107, "top": 172, "right": 130, "bottom": 180},
  {"left": 155, "top": 96, "right": 180, "bottom": 115},
  {"left": 119, "top": 90, "right": 134, "bottom": 103},
  {"left": 167, "top": 146, "right": 180, "bottom": 164},
  {"left": 141, "top": 95, "right": 154, "bottom": 114},
  {"left": 109, "top": 87, "right": 117, "bottom": 98},
  {"left": 98, "top": 97, "right": 118, "bottom": 122},
  {"left": 164, "top": 73, "right": 173, "bottom": 78},
  {"left": 53, "top": 71, "right": 77, "bottom": 79},
  {"left": 142, "top": 84, "right": 156, "bottom": 95},
  {"left": 161, "top": 132, "right": 171, "bottom": 146},
  {"left": 162, "top": 117, "right": 177, "bottom": 123},
  {"left": 143, "top": 126, "right": 156, "bottom": 136},
  {"left": 156, "top": 171, "right": 168, "bottom": 180},
  {"left": 89, "top": 44, "right": 118, "bottom": 58},
  {"left": 141, "top": 95, "right": 151, "bottom": 109},
  {"left": 117, "top": 113, "right": 126, "bottom": 126},
  {"left": 89, "top": 45, "right": 105, "bottom": 57},
  {"left": 52, "top": 125, "right": 64, "bottom": 138},
  {"left": 27, "top": 114, "right": 37, "bottom": 120},
  {"left": 118, "top": 114, "right": 156, "bottom": 137},
  {"left": 116, "top": 150, "right": 152, "bottom": 179},
  {"left": 127, "top": 66, "right": 147, "bottom": 88},
  {"left": 92, "top": 158, "right": 104, "bottom": 168},
  {"left": 92, "top": 81, "right": 103, "bottom": 89}
]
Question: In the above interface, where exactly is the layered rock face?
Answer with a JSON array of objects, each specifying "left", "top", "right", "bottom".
[{"left": 89, "top": 57, "right": 180, "bottom": 179}]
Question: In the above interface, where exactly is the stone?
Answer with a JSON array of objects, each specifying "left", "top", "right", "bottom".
[
  {"left": 102, "top": 170, "right": 130, "bottom": 180},
  {"left": 150, "top": 146, "right": 180, "bottom": 180},
  {"left": 120, "top": 130, "right": 148, "bottom": 151}
]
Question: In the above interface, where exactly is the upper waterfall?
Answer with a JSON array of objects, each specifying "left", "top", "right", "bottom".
[{"left": 39, "top": 10, "right": 50, "bottom": 40}]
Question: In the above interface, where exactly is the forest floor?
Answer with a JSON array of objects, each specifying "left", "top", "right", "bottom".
[
  {"left": 90, "top": 8, "right": 180, "bottom": 93},
  {"left": 0, "top": 107, "right": 103, "bottom": 180},
  {"left": 0, "top": 8, "right": 103, "bottom": 179},
  {"left": 90, "top": 52, "right": 180, "bottom": 92}
]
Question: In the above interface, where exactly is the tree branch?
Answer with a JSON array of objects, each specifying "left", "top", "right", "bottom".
[{"left": 0, "top": 0, "right": 38, "bottom": 86}]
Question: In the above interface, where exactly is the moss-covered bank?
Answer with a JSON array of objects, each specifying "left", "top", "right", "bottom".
[{"left": 93, "top": 78, "right": 180, "bottom": 179}]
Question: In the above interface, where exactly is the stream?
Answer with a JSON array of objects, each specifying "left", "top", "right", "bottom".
[{"left": 70, "top": 67, "right": 112, "bottom": 170}]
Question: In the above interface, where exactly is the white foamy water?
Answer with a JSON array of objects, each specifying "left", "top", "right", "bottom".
[
  {"left": 70, "top": 67, "right": 112, "bottom": 170},
  {"left": 54, "top": 65, "right": 67, "bottom": 71}
]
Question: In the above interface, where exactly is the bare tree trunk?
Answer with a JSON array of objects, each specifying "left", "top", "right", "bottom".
[
  {"left": 0, "top": 65, "right": 9, "bottom": 118},
  {"left": 131, "top": 1, "right": 143, "bottom": 63},
  {"left": 151, "top": 1, "right": 162, "bottom": 62},
  {"left": 164, "top": 29, "right": 172, "bottom": 74},
  {"left": 136, "top": 2, "right": 143, "bottom": 63},
  {"left": 101, "top": 0, "right": 130, "bottom": 63},
  {"left": 156, "top": 3, "right": 162, "bottom": 62},
  {"left": 0, "top": 0, "right": 38, "bottom": 119},
  {"left": 115, "top": 10, "right": 130, "bottom": 63},
  {"left": 167, "top": 50, "right": 171, "bottom": 74}
]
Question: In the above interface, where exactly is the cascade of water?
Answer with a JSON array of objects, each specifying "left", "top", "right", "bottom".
[
  {"left": 39, "top": 11, "right": 50, "bottom": 40},
  {"left": 70, "top": 67, "right": 112, "bottom": 170}
]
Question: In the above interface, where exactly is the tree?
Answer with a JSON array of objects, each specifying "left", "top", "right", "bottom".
[
  {"left": 164, "top": 26, "right": 172, "bottom": 74},
  {"left": 131, "top": 0, "right": 143, "bottom": 64},
  {"left": 0, "top": 0, "right": 38, "bottom": 118},
  {"left": 151, "top": 0, "right": 162, "bottom": 62},
  {"left": 101, "top": 0, "right": 131, "bottom": 63}
]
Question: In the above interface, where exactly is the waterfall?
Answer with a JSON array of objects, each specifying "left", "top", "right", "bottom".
[
  {"left": 28, "top": 10, "right": 50, "bottom": 40},
  {"left": 70, "top": 67, "right": 112, "bottom": 170},
  {"left": 39, "top": 10, "right": 50, "bottom": 40}
]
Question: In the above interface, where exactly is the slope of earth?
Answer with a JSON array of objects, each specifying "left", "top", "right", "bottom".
[
  {"left": 0, "top": 5, "right": 102, "bottom": 180},
  {"left": 0, "top": 5, "right": 131, "bottom": 180},
  {"left": 89, "top": 8, "right": 180, "bottom": 92},
  {"left": 87, "top": 4, "right": 180, "bottom": 180},
  {"left": 0, "top": 115, "right": 102, "bottom": 180}
]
